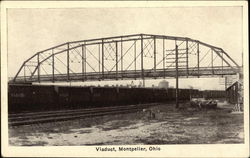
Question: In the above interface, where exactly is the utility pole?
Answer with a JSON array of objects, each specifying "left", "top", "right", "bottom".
[
  {"left": 225, "top": 76, "right": 227, "bottom": 90},
  {"left": 175, "top": 45, "right": 179, "bottom": 108},
  {"left": 67, "top": 43, "right": 70, "bottom": 82},
  {"left": 141, "top": 35, "right": 145, "bottom": 87}
]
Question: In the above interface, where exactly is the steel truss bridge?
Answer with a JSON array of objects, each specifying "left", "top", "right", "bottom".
[{"left": 11, "top": 34, "right": 241, "bottom": 84}]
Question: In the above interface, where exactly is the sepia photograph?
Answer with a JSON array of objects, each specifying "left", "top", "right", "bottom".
[{"left": 1, "top": 1, "right": 249, "bottom": 157}]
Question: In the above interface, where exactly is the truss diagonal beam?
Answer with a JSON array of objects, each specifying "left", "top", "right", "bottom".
[{"left": 12, "top": 34, "right": 241, "bottom": 83}]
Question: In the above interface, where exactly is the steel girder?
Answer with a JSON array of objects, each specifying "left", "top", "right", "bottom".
[{"left": 12, "top": 34, "right": 241, "bottom": 83}]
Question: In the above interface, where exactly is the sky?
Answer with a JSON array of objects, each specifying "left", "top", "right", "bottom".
[{"left": 7, "top": 6, "right": 243, "bottom": 90}]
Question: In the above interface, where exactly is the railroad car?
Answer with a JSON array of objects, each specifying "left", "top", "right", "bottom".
[
  {"left": 8, "top": 84, "right": 57, "bottom": 112},
  {"left": 8, "top": 84, "right": 225, "bottom": 113},
  {"left": 58, "top": 86, "right": 92, "bottom": 109},
  {"left": 202, "top": 90, "right": 226, "bottom": 99}
]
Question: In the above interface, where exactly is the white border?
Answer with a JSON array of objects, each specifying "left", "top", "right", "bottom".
[{"left": 1, "top": 1, "right": 249, "bottom": 157}]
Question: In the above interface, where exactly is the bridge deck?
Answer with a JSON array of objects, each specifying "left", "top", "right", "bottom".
[{"left": 11, "top": 66, "right": 240, "bottom": 83}]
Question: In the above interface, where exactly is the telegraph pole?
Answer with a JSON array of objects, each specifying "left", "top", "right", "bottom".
[
  {"left": 141, "top": 35, "right": 145, "bottom": 87},
  {"left": 175, "top": 45, "right": 179, "bottom": 108},
  {"left": 225, "top": 76, "right": 227, "bottom": 90}
]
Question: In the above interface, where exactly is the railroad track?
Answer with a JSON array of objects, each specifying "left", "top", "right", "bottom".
[{"left": 8, "top": 103, "right": 158, "bottom": 126}]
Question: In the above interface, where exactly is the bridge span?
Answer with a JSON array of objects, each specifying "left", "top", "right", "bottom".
[{"left": 11, "top": 34, "right": 241, "bottom": 84}]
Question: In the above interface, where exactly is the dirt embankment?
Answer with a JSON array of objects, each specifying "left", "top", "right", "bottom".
[{"left": 9, "top": 102, "right": 244, "bottom": 145}]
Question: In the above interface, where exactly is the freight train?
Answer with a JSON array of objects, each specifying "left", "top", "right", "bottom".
[{"left": 8, "top": 84, "right": 225, "bottom": 113}]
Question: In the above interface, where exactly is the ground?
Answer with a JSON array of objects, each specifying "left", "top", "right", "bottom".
[{"left": 9, "top": 101, "right": 244, "bottom": 146}]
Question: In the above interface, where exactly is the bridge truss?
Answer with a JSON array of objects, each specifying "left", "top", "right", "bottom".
[{"left": 12, "top": 34, "right": 241, "bottom": 83}]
